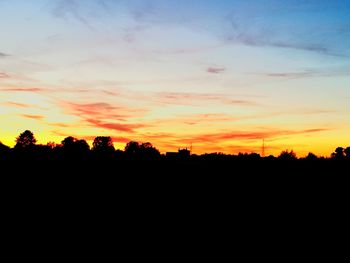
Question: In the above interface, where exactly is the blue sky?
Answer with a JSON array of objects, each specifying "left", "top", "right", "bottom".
[{"left": 1, "top": 0, "right": 350, "bottom": 155}]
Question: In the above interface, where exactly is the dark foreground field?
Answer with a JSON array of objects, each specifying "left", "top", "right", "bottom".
[{"left": 1, "top": 157, "right": 348, "bottom": 245}]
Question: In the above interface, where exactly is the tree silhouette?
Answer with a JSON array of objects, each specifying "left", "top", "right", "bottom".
[
  {"left": 278, "top": 150, "right": 297, "bottom": 161},
  {"left": 124, "top": 141, "right": 160, "bottom": 159},
  {"left": 332, "top": 147, "right": 344, "bottom": 160},
  {"left": 0, "top": 142, "right": 10, "bottom": 160},
  {"left": 61, "top": 136, "right": 90, "bottom": 159},
  {"left": 125, "top": 141, "right": 140, "bottom": 155},
  {"left": 14, "top": 130, "right": 37, "bottom": 149},
  {"left": 140, "top": 142, "right": 160, "bottom": 159},
  {"left": 305, "top": 152, "right": 318, "bottom": 161},
  {"left": 344, "top": 147, "right": 350, "bottom": 160},
  {"left": 92, "top": 137, "right": 115, "bottom": 153}
]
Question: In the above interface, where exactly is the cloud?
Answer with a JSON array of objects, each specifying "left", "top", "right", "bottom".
[
  {"left": 50, "top": 0, "right": 112, "bottom": 30},
  {"left": 21, "top": 114, "right": 45, "bottom": 120},
  {"left": 207, "top": 67, "right": 226, "bottom": 74},
  {"left": 0, "top": 87, "right": 43, "bottom": 92},
  {"left": 67, "top": 102, "right": 146, "bottom": 121},
  {"left": 177, "top": 128, "right": 330, "bottom": 144},
  {"left": 63, "top": 101, "right": 148, "bottom": 133},
  {"left": 0, "top": 72, "right": 9, "bottom": 78},
  {"left": 224, "top": 8, "right": 347, "bottom": 57},
  {"left": 5, "top": 102, "right": 30, "bottom": 108},
  {"left": 85, "top": 118, "right": 145, "bottom": 133},
  {"left": 264, "top": 67, "right": 350, "bottom": 79},
  {"left": 155, "top": 92, "right": 254, "bottom": 106},
  {"left": 51, "top": 0, "right": 94, "bottom": 30},
  {"left": 0, "top": 52, "right": 9, "bottom": 57},
  {"left": 184, "top": 113, "right": 236, "bottom": 125},
  {"left": 152, "top": 113, "right": 237, "bottom": 126}
]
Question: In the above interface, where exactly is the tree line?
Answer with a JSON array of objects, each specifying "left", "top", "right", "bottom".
[{"left": 0, "top": 130, "right": 350, "bottom": 162}]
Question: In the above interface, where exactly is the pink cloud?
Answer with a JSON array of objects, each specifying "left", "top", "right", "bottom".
[
  {"left": 85, "top": 118, "right": 145, "bottom": 133},
  {"left": 207, "top": 67, "right": 226, "bottom": 74},
  {"left": 0, "top": 72, "right": 10, "bottom": 78}
]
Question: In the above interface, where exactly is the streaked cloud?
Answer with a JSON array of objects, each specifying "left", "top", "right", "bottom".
[
  {"left": 67, "top": 102, "right": 147, "bottom": 121},
  {"left": 85, "top": 118, "right": 145, "bottom": 133},
  {"left": 0, "top": 87, "right": 43, "bottom": 92},
  {"left": 0, "top": 52, "right": 9, "bottom": 57},
  {"left": 21, "top": 114, "right": 45, "bottom": 120},
  {"left": 177, "top": 128, "right": 330, "bottom": 145},
  {"left": 0, "top": 72, "right": 9, "bottom": 78},
  {"left": 207, "top": 67, "right": 226, "bottom": 74},
  {"left": 155, "top": 92, "right": 255, "bottom": 106},
  {"left": 5, "top": 102, "right": 30, "bottom": 108}
]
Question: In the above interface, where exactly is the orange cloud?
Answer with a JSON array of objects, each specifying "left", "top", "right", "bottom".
[
  {"left": 0, "top": 87, "right": 43, "bottom": 92},
  {"left": 21, "top": 114, "right": 45, "bottom": 120},
  {"left": 5, "top": 102, "right": 30, "bottom": 108},
  {"left": 67, "top": 102, "right": 147, "bottom": 121},
  {"left": 85, "top": 118, "right": 145, "bottom": 133}
]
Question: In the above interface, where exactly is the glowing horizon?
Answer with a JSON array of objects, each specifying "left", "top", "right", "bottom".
[{"left": 1, "top": 0, "right": 350, "bottom": 157}]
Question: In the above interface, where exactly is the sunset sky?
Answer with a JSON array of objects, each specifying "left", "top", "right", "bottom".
[{"left": 1, "top": 0, "right": 350, "bottom": 156}]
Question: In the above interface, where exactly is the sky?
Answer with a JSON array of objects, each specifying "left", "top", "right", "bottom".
[{"left": 1, "top": 0, "right": 350, "bottom": 156}]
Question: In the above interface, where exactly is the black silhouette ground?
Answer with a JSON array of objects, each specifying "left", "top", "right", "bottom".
[{"left": 1, "top": 130, "right": 349, "bottom": 183}]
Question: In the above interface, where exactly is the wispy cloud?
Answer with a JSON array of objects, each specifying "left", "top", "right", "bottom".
[
  {"left": 155, "top": 92, "right": 255, "bottom": 106},
  {"left": 0, "top": 72, "right": 10, "bottom": 78},
  {"left": 263, "top": 67, "right": 350, "bottom": 79},
  {"left": 224, "top": 8, "right": 348, "bottom": 57},
  {"left": 5, "top": 102, "right": 30, "bottom": 108},
  {"left": 207, "top": 67, "right": 226, "bottom": 74},
  {"left": 50, "top": 0, "right": 112, "bottom": 30},
  {"left": 63, "top": 101, "right": 148, "bottom": 133},
  {"left": 0, "top": 52, "right": 10, "bottom": 57},
  {"left": 84, "top": 118, "right": 145, "bottom": 133},
  {"left": 21, "top": 114, "right": 45, "bottom": 120},
  {"left": 51, "top": 0, "right": 95, "bottom": 30},
  {"left": 178, "top": 128, "right": 330, "bottom": 145},
  {"left": 0, "top": 87, "right": 43, "bottom": 92},
  {"left": 67, "top": 102, "right": 146, "bottom": 121}
]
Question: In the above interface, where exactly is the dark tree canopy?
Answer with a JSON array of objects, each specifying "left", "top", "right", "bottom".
[
  {"left": 140, "top": 142, "right": 160, "bottom": 158},
  {"left": 125, "top": 141, "right": 140, "bottom": 155},
  {"left": 305, "top": 152, "right": 318, "bottom": 161},
  {"left": 344, "top": 147, "right": 350, "bottom": 159},
  {"left": 92, "top": 137, "right": 115, "bottom": 152},
  {"left": 60, "top": 136, "right": 90, "bottom": 159},
  {"left": 124, "top": 141, "right": 160, "bottom": 159},
  {"left": 15, "top": 130, "right": 37, "bottom": 149},
  {"left": 278, "top": 150, "right": 297, "bottom": 160},
  {"left": 332, "top": 147, "right": 344, "bottom": 160}
]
